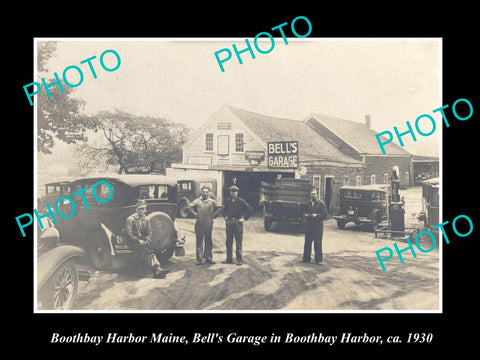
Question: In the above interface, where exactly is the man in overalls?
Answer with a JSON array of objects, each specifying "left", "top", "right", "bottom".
[{"left": 187, "top": 185, "right": 223, "bottom": 265}]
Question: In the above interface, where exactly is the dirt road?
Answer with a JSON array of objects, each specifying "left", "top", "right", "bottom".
[{"left": 73, "top": 187, "right": 439, "bottom": 311}]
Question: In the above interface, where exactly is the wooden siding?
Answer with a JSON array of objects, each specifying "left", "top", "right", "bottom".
[{"left": 183, "top": 109, "right": 267, "bottom": 168}]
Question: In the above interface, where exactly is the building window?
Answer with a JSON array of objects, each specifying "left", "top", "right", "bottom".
[
  {"left": 405, "top": 172, "right": 409, "bottom": 187},
  {"left": 205, "top": 133, "right": 213, "bottom": 152},
  {"left": 343, "top": 176, "right": 349, "bottom": 186},
  {"left": 384, "top": 173, "right": 388, "bottom": 184},
  {"left": 235, "top": 133, "right": 244, "bottom": 153},
  {"left": 356, "top": 175, "right": 362, "bottom": 186},
  {"left": 371, "top": 174, "right": 376, "bottom": 185}
]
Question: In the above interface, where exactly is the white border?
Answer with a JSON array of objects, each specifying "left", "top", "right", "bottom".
[{"left": 33, "top": 37, "right": 443, "bottom": 314}]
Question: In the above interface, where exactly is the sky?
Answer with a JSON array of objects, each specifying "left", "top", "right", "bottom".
[{"left": 38, "top": 38, "right": 441, "bottom": 163}]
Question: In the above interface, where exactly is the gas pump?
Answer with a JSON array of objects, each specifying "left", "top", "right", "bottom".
[
  {"left": 375, "top": 166, "right": 416, "bottom": 238},
  {"left": 389, "top": 166, "right": 405, "bottom": 236}
]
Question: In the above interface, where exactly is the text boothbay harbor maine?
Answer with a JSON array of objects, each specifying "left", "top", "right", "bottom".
[{"left": 50, "top": 332, "right": 431, "bottom": 346}]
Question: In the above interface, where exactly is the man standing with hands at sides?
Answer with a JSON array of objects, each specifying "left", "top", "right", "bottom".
[
  {"left": 301, "top": 188, "right": 328, "bottom": 265},
  {"left": 187, "top": 185, "right": 223, "bottom": 265},
  {"left": 222, "top": 185, "right": 253, "bottom": 266}
]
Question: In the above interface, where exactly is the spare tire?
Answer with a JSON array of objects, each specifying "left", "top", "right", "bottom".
[{"left": 147, "top": 211, "right": 176, "bottom": 253}]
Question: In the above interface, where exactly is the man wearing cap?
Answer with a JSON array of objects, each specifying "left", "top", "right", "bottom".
[
  {"left": 187, "top": 185, "right": 223, "bottom": 265},
  {"left": 222, "top": 185, "right": 253, "bottom": 266},
  {"left": 125, "top": 200, "right": 169, "bottom": 279}
]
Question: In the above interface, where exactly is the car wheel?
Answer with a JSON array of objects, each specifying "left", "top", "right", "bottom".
[
  {"left": 178, "top": 200, "right": 189, "bottom": 218},
  {"left": 89, "top": 231, "right": 113, "bottom": 270},
  {"left": 264, "top": 216, "right": 273, "bottom": 231},
  {"left": 337, "top": 220, "right": 346, "bottom": 229},
  {"left": 38, "top": 260, "right": 79, "bottom": 310}
]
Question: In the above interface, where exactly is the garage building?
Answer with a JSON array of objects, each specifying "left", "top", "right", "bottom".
[{"left": 167, "top": 105, "right": 364, "bottom": 215}]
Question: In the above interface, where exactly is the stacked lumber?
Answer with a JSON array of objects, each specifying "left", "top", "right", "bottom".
[{"left": 260, "top": 178, "right": 311, "bottom": 203}]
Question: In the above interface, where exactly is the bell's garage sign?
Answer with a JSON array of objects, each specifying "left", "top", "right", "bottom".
[{"left": 267, "top": 141, "right": 299, "bottom": 169}]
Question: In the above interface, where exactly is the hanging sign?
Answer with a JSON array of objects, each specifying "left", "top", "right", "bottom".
[{"left": 267, "top": 141, "right": 299, "bottom": 169}]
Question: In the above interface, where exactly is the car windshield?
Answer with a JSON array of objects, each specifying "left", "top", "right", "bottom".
[
  {"left": 343, "top": 190, "right": 362, "bottom": 199},
  {"left": 138, "top": 185, "right": 169, "bottom": 200},
  {"left": 71, "top": 182, "right": 113, "bottom": 207},
  {"left": 46, "top": 185, "right": 59, "bottom": 194}
]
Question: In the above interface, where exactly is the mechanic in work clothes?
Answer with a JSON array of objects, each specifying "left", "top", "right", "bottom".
[{"left": 125, "top": 200, "right": 170, "bottom": 278}]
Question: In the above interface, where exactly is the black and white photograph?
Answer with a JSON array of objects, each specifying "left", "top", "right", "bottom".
[
  {"left": 7, "top": 8, "right": 478, "bottom": 355},
  {"left": 33, "top": 38, "right": 441, "bottom": 312}
]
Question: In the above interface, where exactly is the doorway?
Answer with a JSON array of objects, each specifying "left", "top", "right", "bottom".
[
  {"left": 325, "top": 176, "right": 334, "bottom": 213},
  {"left": 223, "top": 171, "right": 294, "bottom": 213}
]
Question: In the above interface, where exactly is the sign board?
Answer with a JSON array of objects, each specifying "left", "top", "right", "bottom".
[
  {"left": 267, "top": 141, "right": 299, "bottom": 169},
  {"left": 217, "top": 122, "right": 231, "bottom": 130},
  {"left": 245, "top": 151, "right": 265, "bottom": 166}
]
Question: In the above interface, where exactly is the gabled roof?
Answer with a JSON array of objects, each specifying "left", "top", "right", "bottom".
[
  {"left": 225, "top": 105, "right": 362, "bottom": 164},
  {"left": 306, "top": 113, "right": 412, "bottom": 156}
]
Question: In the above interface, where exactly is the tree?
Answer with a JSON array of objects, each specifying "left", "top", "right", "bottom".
[
  {"left": 37, "top": 42, "right": 57, "bottom": 72},
  {"left": 36, "top": 41, "right": 97, "bottom": 154},
  {"left": 75, "top": 110, "right": 190, "bottom": 174}
]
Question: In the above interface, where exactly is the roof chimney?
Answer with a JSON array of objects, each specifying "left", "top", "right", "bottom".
[{"left": 365, "top": 114, "right": 371, "bottom": 129}]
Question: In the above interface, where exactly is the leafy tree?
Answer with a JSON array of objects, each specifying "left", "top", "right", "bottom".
[
  {"left": 36, "top": 41, "right": 96, "bottom": 154},
  {"left": 37, "top": 42, "right": 57, "bottom": 72},
  {"left": 75, "top": 110, "right": 190, "bottom": 174}
]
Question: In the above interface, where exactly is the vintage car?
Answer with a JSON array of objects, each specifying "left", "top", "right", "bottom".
[
  {"left": 37, "top": 181, "right": 71, "bottom": 213},
  {"left": 417, "top": 177, "right": 439, "bottom": 231},
  {"left": 415, "top": 171, "right": 438, "bottom": 185},
  {"left": 333, "top": 184, "right": 389, "bottom": 231},
  {"left": 176, "top": 178, "right": 217, "bottom": 218},
  {"left": 57, "top": 175, "right": 185, "bottom": 270},
  {"left": 37, "top": 220, "right": 87, "bottom": 310}
]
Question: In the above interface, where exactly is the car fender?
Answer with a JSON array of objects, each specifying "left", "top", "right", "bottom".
[
  {"left": 99, "top": 223, "right": 116, "bottom": 256},
  {"left": 37, "top": 244, "right": 84, "bottom": 289}
]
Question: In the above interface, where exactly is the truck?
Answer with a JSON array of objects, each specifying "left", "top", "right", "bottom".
[{"left": 259, "top": 178, "right": 312, "bottom": 231}]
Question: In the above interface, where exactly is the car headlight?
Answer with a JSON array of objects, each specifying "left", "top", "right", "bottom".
[{"left": 39, "top": 227, "right": 60, "bottom": 249}]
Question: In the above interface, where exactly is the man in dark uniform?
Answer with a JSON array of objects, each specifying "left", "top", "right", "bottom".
[
  {"left": 187, "top": 185, "right": 223, "bottom": 265},
  {"left": 125, "top": 200, "right": 170, "bottom": 278},
  {"left": 301, "top": 189, "right": 328, "bottom": 265},
  {"left": 222, "top": 185, "right": 253, "bottom": 266}
]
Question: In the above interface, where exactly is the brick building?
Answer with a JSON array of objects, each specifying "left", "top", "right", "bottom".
[{"left": 305, "top": 113, "right": 414, "bottom": 188}]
